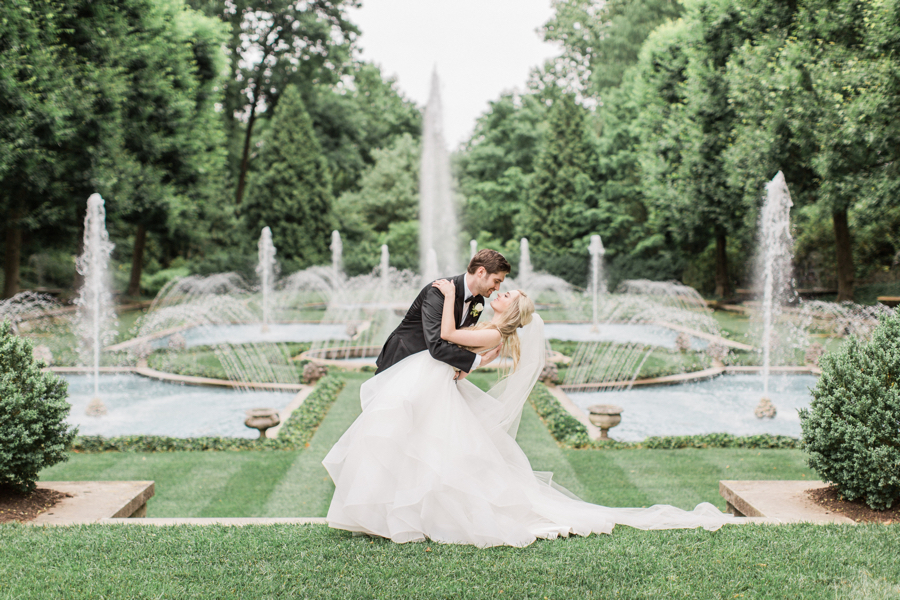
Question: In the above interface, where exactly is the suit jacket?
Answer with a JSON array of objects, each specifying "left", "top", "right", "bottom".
[{"left": 375, "top": 273, "right": 484, "bottom": 375}]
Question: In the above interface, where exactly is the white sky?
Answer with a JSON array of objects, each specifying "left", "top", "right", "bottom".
[{"left": 347, "top": 0, "right": 561, "bottom": 149}]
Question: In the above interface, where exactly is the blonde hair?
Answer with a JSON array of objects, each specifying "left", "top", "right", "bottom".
[{"left": 466, "top": 290, "right": 535, "bottom": 369}]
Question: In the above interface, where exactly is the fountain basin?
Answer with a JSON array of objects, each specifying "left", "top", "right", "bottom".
[
  {"left": 63, "top": 374, "right": 295, "bottom": 438},
  {"left": 568, "top": 374, "right": 816, "bottom": 441}
]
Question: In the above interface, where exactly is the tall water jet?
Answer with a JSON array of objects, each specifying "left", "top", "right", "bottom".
[
  {"left": 419, "top": 71, "right": 459, "bottom": 277},
  {"left": 519, "top": 238, "right": 533, "bottom": 284},
  {"left": 756, "top": 171, "right": 794, "bottom": 410},
  {"left": 424, "top": 248, "right": 440, "bottom": 284},
  {"left": 470, "top": 240, "right": 477, "bottom": 259},
  {"left": 257, "top": 227, "right": 276, "bottom": 331},
  {"left": 380, "top": 244, "right": 390, "bottom": 288},
  {"left": 589, "top": 235, "right": 606, "bottom": 331},
  {"left": 74, "top": 194, "right": 117, "bottom": 405},
  {"left": 331, "top": 230, "right": 343, "bottom": 283}
]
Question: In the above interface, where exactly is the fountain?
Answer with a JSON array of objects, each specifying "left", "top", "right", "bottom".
[
  {"left": 381, "top": 245, "right": 391, "bottom": 288},
  {"left": 74, "top": 194, "right": 117, "bottom": 409},
  {"left": 518, "top": 238, "right": 533, "bottom": 284},
  {"left": 257, "top": 227, "right": 277, "bottom": 332},
  {"left": 588, "top": 235, "right": 605, "bottom": 331},
  {"left": 755, "top": 171, "right": 794, "bottom": 414},
  {"left": 424, "top": 248, "right": 439, "bottom": 284},
  {"left": 470, "top": 240, "right": 477, "bottom": 259},
  {"left": 419, "top": 70, "right": 459, "bottom": 277},
  {"left": 331, "top": 230, "right": 343, "bottom": 283}
]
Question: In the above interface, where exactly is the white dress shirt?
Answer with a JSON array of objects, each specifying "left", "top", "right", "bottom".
[{"left": 461, "top": 276, "right": 481, "bottom": 372}]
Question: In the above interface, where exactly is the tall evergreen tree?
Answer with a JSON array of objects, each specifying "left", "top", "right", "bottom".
[
  {"left": 243, "top": 85, "right": 334, "bottom": 269},
  {"left": 515, "top": 94, "right": 601, "bottom": 284}
]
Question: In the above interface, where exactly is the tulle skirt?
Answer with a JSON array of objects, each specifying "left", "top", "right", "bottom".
[{"left": 323, "top": 351, "right": 731, "bottom": 548}]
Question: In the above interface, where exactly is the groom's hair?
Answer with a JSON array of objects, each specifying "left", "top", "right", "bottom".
[{"left": 467, "top": 249, "right": 511, "bottom": 275}]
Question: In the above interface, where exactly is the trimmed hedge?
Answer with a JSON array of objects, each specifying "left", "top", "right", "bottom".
[
  {"left": 71, "top": 375, "right": 345, "bottom": 453},
  {"left": 528, "top": 382, "right": 802, "bottom": 450}
]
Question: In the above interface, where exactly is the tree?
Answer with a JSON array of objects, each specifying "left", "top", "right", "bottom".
[
  {"left": 515, "top": 94, "right": 601, "bottom": 283},
  {"left": 243, "top": 85, "right": 334, "bottom": 269},
  {"left": 0, "top": 0, "right": 84, "bottom": 298},
  {"left": 334, "top": 133, "right": 420, "bottom": 274},
  {"left": 457, "top": 93, "right": 548, "bottom": 244},
  {"left": 306, "top": 62, "right": 421, "bottom": 198},
  {"left": 726, "top": 0, "right": 900, "bottom": 300},
  {"left": 186, "top": 0, "right": 359, "bottom": 206}
]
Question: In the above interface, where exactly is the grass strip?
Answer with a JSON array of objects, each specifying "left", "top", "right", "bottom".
[
  {"left": 69, "top": 375, "right": 345, "bottom": 453},
  {"left": 1, "top": 523, "right": 898, "bottom": 599},
  {"left": 528, "top": 382, "right": 802, "bottom": 450}
]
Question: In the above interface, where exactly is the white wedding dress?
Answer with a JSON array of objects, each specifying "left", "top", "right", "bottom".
[{"left": 323, "top": 315, "right": 732, "bottom": 548}]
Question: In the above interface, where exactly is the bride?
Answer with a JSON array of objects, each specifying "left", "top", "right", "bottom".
[{"left": 322, "top": 280, "right": 732, "bottom": 548}]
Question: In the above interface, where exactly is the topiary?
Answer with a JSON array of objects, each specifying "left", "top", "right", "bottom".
[
  {"left": 0, "top": 320, "right": 77, "bottom": 493},
  {"left": 799, "top": 310, "right": 900, "bottom": 510}
]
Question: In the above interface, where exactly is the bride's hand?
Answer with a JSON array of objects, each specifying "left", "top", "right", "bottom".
[{"left": 432, "top": 279, "right": 455, "bottom": 298}]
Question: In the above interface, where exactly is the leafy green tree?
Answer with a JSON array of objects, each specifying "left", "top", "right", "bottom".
[
  {"left": 515, "top": 94, "right": 601, "bottom": 283},
  {"left": 186, "top": 0, "right": 359, "bottom": 206},
  {"left": 457, "top": 93, "right": 548, "bottom": 244},
  {"left": 306, "top": 62, "right": 422, "bottom": 198},
  {"left": 243, "top": 85, "right": 335, "bottom": 269},
  {"left": 334, "top": 133, "right": 420, "bottom": 274},
  {"left": 0, "top": 0, "right": 85, "bottom": 298},
  {"left": 726, "top": 0, "right": 900, "bottom": 300}
]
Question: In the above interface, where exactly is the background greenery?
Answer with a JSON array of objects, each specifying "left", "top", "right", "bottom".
[{"left": 3, "top": 0, "right": 899, "bottom": 302}]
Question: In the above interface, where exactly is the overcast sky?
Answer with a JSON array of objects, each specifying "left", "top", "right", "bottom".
[{"left": 347, "top": 0, "right": 561, "bottom": 149}]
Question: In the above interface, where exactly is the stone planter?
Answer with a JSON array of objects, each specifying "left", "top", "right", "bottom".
[
  {"left": 587, "top": 404, "right": 623, "bottom": 440},
  {"left": 244, "top": 408, "right": 280, "bottom": 439}
]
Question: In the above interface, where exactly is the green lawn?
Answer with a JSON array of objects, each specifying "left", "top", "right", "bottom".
[
  {"left": 41, "top": 372, "right": 814, "bottom": 516},
  {"left": 2, "top": 523, "right": 899, "bottom": 599}
]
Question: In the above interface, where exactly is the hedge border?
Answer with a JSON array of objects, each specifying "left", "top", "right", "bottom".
[
  {"left": 528, "top": 382, "right": 802, "bottom": 450},
  {"left": 70, "top": 375, "right": 345, "bottom": 453}
]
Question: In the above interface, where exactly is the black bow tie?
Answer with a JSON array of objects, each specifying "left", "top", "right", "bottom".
[{"left": 464, "top": 295, "right": 475, "bottom": 304}]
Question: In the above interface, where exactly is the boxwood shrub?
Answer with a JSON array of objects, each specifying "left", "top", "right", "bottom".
[
  {"left": 800, "top": 310, "right": 900, "bottom": 510},
  {"left": 0, "top": 320, "right": 77, "bottom": 492},
  {"left": 71, "top": 375, "right": 345, "bottom": 453}
]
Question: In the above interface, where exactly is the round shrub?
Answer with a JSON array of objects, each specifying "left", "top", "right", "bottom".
[
  {"left": 799, "top": 310, "right": 900, "bottom": 510},
  {"left": 0, "top": 320, "right": 77, "bottom": 493}
]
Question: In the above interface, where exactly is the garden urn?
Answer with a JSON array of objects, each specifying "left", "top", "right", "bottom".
[
  {"left": 245, "top": 408, "right": 280, "bottom": 438},
  {"left": 587, "top": 404, "right": 623, "bottom": 440}
]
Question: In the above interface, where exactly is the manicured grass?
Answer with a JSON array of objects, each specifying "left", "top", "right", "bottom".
[
  {"left": 41, "top": 372, "right": 814, "bottom": 517},
  {"left": 41, "top": 374, "right": 368, "bottom": 517},
  {"left": 2, "top": 523, "right": 898, "bottom": 598}
]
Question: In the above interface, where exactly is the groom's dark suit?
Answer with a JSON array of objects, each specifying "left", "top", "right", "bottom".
[{"left": 375, "top": 272, "right": 484, "bottom": 375}]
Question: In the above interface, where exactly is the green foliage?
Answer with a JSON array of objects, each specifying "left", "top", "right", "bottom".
[
  {"left": 334, "top": 133, "right": 421, "bottom": 275},
  {"left": 515, "top": 94, "right": 600, "bottom": 279},
  {"left": 0, "top": 321, "right": 76, "bottom": 492},
  {"left": 800, "top": 311, "right": 900, "bottom": 510},
  {"left": 71, "top": 375, "right": 345, "bottom": 453},
  {"left": 528, "top": 383, "right": 592, "bottom": 448},
  {"left": 243, "top": 85, "right": 335, "bottom": 269}
]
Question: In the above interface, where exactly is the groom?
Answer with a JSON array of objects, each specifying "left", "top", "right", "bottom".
[{"left": 375, "top": 249, "right": 511, "bottom": 378}]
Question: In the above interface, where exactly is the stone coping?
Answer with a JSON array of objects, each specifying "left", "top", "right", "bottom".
[
  {"left": 719, "top": 480, "right": 854, "bottom": 524},
  {"left": 101, "top": 517, "right": 327, "bottom": 526},
  {"left": 30, "top": 481, "right": 155, "bottom": 525},
  {"left": 649, "top": 320, "right": 754, "bottom": 352},
  {"left": 48, "top": 365, "right": 308, "bottom": 392},
  {"left": 561, "top": 363, "right": 726, "bottom": 393}
]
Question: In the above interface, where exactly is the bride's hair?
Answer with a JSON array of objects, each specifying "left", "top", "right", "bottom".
[{"left": 467, "top": 290, "right": 534, "bottom": 369}]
